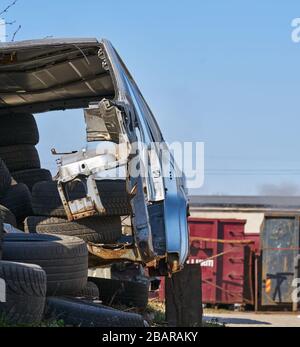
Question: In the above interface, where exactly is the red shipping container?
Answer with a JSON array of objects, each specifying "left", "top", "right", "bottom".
[
  {"left": 188, "top": 218, "right": 258, "bottom": 305},
  {"left": 157, "top": 218, "right": 260, "bottom": 306}
]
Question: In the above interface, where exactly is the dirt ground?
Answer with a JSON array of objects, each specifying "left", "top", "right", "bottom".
[
  {"left": 147, "top": 300, "right": 300, "bottom": 327},
  {"left": 203, "top": 312, "right": 300, "bottom": 327}
]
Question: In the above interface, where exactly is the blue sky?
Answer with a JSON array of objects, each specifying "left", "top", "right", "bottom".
[{"left": 2, "top": 0, "right": 300, "bottom": 195}]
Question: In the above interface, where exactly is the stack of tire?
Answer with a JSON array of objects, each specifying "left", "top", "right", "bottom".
[
  {"left": 0, "top": 160, "right": 18, "bottom": 227},
  {"left": 0, "top": 113, "right": 53, "bottom": 191},
  {"left": 0, "top": 113, "right": 52, "bottom": 225},
  {"left": 88, "top": 263, "right": 150, "bottom": 311},
  {"left": 23, "top": 179, "right": 149, "bottom": 313},
  {"left": 0, "top": 114, "right": 145, "bottom": 326},
  {"left": 89, "top": 276, "right": 149, "bottom": 311},
  {"left": 24, "top": 179, "right": 132, "bottom": 245},
  {"left": 0, "top": 222, "right": 145, "bottom": 326},
  {"left": 0, "top": 159, "right": 33, "bottom": 225}
]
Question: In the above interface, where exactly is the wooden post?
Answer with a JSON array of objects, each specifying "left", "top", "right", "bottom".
[{"left": 165, "top": 264, "right": 202, "bottom": 327}]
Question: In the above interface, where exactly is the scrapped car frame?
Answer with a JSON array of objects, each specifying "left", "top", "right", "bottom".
[{"left": 0, "top": 38, "right": 189, "bottom": 274}]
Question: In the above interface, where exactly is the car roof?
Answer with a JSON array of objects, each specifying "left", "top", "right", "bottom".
[
  {"left": 0, "top": 37, "right": 100, "bottom": 50},
  {"left": 0, "top": 38, "right": 115, "bottom": 114}
]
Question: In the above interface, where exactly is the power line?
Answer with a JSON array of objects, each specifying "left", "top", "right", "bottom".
[
  {"left": 0, "top": 0, "right": 18, "bottom": 17},
  {"left": 204, "top": 168, "right": 300, "bottom": 176}
]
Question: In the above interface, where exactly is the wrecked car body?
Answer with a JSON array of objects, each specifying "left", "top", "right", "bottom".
[{"left": 0, "top": 38, "right": 189, "bottom": 274}]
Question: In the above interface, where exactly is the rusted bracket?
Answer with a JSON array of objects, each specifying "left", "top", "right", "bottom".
[
  {"left": 87, "top": 242, "right": 159, "bottom": 268},
  {"left": 57, "top": 177, "right": 105, "bottom": 222},
  {"left": 87, "top": 243, "right": 142, "bottom": 262}
]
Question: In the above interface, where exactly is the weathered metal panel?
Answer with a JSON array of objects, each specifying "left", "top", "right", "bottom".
[
  {"left": 188, "top": 219, "right": 218, "bottom": 303},
  {"left": 261, "top": 216, "right": 300, "bottom": 306},
  {"left": 188, "top": 218, "right": 255, "bottom": 305},
  {"left": 156, "top": 218, "right": 259, "bottom": 305},
  {"left": 218, "top": 221, "right": 250, "bottom": 304},
  {"left": 244, "top": 233, "right": 260, "bottom": 255}
]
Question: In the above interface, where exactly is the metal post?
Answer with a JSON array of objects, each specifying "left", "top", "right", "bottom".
[
  {"left": 292, "top": 216, "right": 300, "bottom": 312},
  {"left": 255, "top": 255, "right": 259, "bottom": 312}
]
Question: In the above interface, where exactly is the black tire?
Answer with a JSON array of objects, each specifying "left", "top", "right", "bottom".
[
  {"left": 0, "top": 113, "right": 39, "bottom": 146},
  {"left": 45, "top": 297, "right": 145, "bottom": 327},
  {"left": 0, "top": 183, "right": 32, "bottom": 223},
  {"left": 24, "top": 215, "right": 122, "bottom": 244},
  {"left": 32, "top": 180, "right": 131, "bottom": 217},
  {"left": 31, "top": 181, "right": 65, "bottom": 217},
  {"left": 96, "top": 180, "right": 132, "bottom": 216},
  {"left": 0, "top": 145, "right": 40, "bottom": 172},
  {"left": 0, "top": 205, "right": 17, "bottom": 227},
  {"left": 0, "top": 261, "right": 46, "bottom": 325},
  {"left": 73, "top": 281, "right": 99, "bottom": 300},
  {"left": 89, "top": 277, "right": 149, "bottom": 310},
  {"left": 2, "top": 233, "right": 88, "bottom": 296},
  {"left": 0, "top": 159, "right": 11, "bottom": 198},
  {"left": 12, "top": 168, "right": 52, "bottom": 192}
]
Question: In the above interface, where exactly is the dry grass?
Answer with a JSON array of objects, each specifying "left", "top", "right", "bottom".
[
  {"left": 144, "top": 300, "right": 225, "bottom": 327},
  {"left": 145, "top": 299, "right": 167, "bottom": 326},
  {"left": 0, "top": 315, "right": 65, "bottom": 327}
]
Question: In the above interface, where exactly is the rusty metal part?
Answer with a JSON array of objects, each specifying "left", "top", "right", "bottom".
[
  {"left": 87, "top": 242, "right": 143, "bottom": 263},
  {"left": 201, "top": 278, "right": 253, "bottom": 305},
  {"left": 57, "top": 176, "right": 106, "bottom": 222},
  {"left": 87, "top": 242, "right": 162, "bottom": 269},
  {"left": 57, "top": 181, "right": 98, "bottom": 221},
  {"left": 72, "top": 210, "right": 98, "bottom": 220},
  {"left": 190, "top": 236, "right": 254, "bottom": 245},
  {"left": 199, "top": 249, "right": 235, "bottom": 264},
  {"left": 166, "top": 254, "right": 181, "bottom": 274},
  {"left": 169, "top": 260, "right": 180, "bottom": 273},
  {"left": 129, "top": 175, "right": 156, "bottom": 263}
]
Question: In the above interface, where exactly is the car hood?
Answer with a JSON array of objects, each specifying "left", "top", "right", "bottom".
[{"left": 0, "top": 38, "right": 115, "bottom": 114}]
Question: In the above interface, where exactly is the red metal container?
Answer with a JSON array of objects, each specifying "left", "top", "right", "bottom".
[
  {"left": 188, "top": 218, "right": 259, "bottom": 305},
  {"left": 156, "top": 218, "right": 260, "bottom": 306}
]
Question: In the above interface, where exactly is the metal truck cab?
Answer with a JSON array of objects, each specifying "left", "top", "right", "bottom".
[{"left": 0, "top": 38, "right": 189, "bottom": 274}]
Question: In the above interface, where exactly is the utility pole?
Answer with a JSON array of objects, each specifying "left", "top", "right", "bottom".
[{"left": 0, "top": 19, "right": 6, "bottom": 42}]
